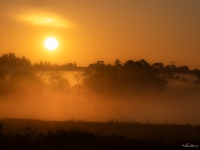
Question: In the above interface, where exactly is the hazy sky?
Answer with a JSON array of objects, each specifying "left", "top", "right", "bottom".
[{"left": 0, "top": 0, "right": 200, "bottom": 68}]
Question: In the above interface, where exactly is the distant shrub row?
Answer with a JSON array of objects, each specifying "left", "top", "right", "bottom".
[{"left": 0, "top": 53, "right": 200, "bottom": 98}]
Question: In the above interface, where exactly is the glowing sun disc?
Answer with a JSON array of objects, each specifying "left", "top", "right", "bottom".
[{"left": 44, "top": 37, "right": 58, "bottom": 50}]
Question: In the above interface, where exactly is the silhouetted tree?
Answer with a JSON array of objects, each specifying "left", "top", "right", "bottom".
[
  {"left": 124, "top": 60, "right": 135, "bottom": 68},
  {"left": 83, "top": 59, "right": 168, "bottom": 98},
  {"left": 0, "top": 53, "right": 31, "bottom": 69},
  {"left": 114, "top": 59, "right": 121, "bottom": 67},
  {"left": 193, "top": 71, "right": 200, "bottom": 84},
  {"left": 67, "top": 63, "right": 74, "bottom": 69},
  {"left": 179, "top": 66, "right": 189, "bottom": 73},
  {"left": 74, "top": 62, "right": 77, "bottom": 67},
  {"left": 49, "top": 72, "right": 70, "bottom": 93},
  {"left": 0, "top": 71, "right": 8, "bottom": 96},
  {"left": 9, "top": 70, "right": 41, "bottom": 95},
  {"left": 0, "top": 54, "right": 9, "bottom": 66},
  {"left": 196, "top": 71, "right": 200, "bottom": 80},
  {"left": 0, "top": 71, "right": 7, "bottom": 85},
  {"left": 152, "top": 63, "right": 164, "bottom": 69}
]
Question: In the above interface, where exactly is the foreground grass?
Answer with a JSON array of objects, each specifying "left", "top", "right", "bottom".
[{"left": 0, "top": 119, "right": 200, "bottom": 149}]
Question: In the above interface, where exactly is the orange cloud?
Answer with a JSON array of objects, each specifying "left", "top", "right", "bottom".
[
  {"left": 0, "top": 4, "right": 72, "bottom": 28},
  {"left": 17, "top": 14, "right": 70, "bottom": 27}
]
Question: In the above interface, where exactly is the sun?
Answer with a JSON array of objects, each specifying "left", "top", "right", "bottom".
[{"left": 44, "top": 37, "right": 58, "bottom": 50}]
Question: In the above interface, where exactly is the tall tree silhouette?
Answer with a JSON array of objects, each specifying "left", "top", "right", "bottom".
[{"left": 83, "top": 59, "right": 168, "bottom": 98}]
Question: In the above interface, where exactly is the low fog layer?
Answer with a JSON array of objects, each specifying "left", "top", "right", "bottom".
[
  {"left": 0, "top": 76, "right": 200, "bottom": 125},
  {"left": 0, "top": 57, "right": 200, "bottom": 125}
]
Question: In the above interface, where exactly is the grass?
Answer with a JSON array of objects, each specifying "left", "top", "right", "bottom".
[{"left": 0, "top": 118, "right": 199, "bottom": 149}]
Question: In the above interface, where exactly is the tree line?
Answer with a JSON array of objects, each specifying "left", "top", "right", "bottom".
[
  {"left": 0, "top": 53, "right": 199, "bottom": 74},
  {"left": 84, "top": 59, "right": 200, "bottom": 97},
  {"left": 0, "top": 53, "right": 78, "bottom": 71},
  {"left": 0, "top": 53, "right": 200, "bottom": 98}
]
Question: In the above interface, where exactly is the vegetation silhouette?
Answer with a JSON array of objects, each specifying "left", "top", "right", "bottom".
[
  {"left": 84, "top": 59, "right": 168, "bottom": 98},
  {"left": 48, "top": 72, "right": 70, "bottom": 94},
  {"left": 0, "top": 53, "right": 31, "bottom": 69},
  {"left": 0, "top": 119, "right": 199, "bottom": 149},
  {"left": 0, "top": 53, "right": 200, "bottom": 99},
  {"left": 9, "top": 70, "right": 41, "bottom": 96},
  {"left": 0, "top": 53, "right": 200, "bottom": 149},
  {"left": 193, "top": 71, "right": 200, "bottom": 84}
]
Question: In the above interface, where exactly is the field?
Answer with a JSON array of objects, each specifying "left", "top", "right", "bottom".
[
  {"left": 1, "top": 0, "right": 200, "bottom": 148},
  {"left": 0, "top": 119, "right": 200, "bottom": 149},
  {"left": 0, "top": 62, "right": 200, "bottom": 149}
]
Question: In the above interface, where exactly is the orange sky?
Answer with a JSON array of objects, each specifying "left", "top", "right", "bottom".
[{"left": 0, "top": 0, "right": 200, "bottom": 69}]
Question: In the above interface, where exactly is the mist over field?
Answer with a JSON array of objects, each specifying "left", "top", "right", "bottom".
[
  {"left": 0, "top": 55, "right": 200, "bottom": 126},
  {"left": 1, "top": 1, "right": 200, "bottom": 148},
  {"left": 0, "top": 81, "right": 200, "bottom": 125}
]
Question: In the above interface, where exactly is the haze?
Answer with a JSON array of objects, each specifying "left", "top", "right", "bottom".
[
  {"left": 0, "top": 0, "right": 200, "bottom": 125},
  {"left": 0, "top": 0, "right": 200, "bottom": 69},
  {"left": 0, "top": 55, "right": 200, "bottom": 125}
]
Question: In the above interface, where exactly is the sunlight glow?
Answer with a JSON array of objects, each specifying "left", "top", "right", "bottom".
[{"left": 44, "top": 37, "right": 58, "bottom": 51}]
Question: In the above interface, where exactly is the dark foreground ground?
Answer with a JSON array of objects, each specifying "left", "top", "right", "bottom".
[{"left": 0, "top": 119, "right": 200, "bottom": 150}]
